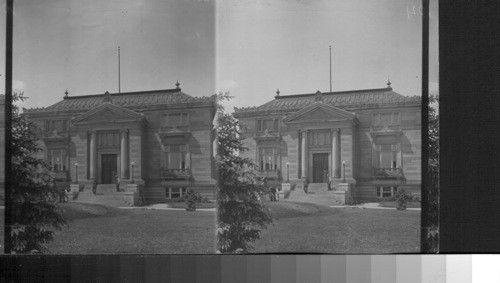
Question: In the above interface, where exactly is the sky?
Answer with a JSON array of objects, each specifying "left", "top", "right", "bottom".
[{"left": 1, "top": 0, "right": 438, "bottom": 110}]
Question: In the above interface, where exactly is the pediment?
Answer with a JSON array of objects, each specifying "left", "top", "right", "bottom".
[
  {"left": 72, "top": 103, "right": 146, "bottom": 125},
  {"left": 283, "top": 102, "right": 356, "bottom": 124}
]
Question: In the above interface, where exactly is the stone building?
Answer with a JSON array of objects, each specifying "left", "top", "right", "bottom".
[
  {"left": 233, "top": 82, "right": 421, "bottom": 202},
  {"left": 23, "top": 83, "right": 217, "bottom": 204}
]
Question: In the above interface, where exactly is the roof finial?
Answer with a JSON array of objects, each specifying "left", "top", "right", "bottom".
[
  {"left": 387, "top": 76, "right": 392, "bottom": 89},
  {"left": 314, "top": 90, "right": 323, "bottom": 102},
  {"left": 175, "top": 80, "right": 180, "bottom": 89},
  {"left": 64, "top": 89, "right": 69, "bottom": 98},
  {"left": 276, "top": 88, "right": 280, "bottom": 97},
  {"left": 103, "top": 91, "right": 112, "bottom": 103}
]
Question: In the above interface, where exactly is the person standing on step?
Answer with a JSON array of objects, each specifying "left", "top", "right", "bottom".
[
  {"left": 327, "top": 172, "right": 332, "bottom": 191},
  {"left": 113, "top": 171, "right": 120, "bottom": 192},
  {"left": 270, "top": 187, "right": 277, "bottom": 201}
]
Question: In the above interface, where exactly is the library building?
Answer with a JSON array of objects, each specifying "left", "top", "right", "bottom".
[
  {"left": 234, "top": 81, "right": 421, "bottom": 203},
  {"left": 24, "top": 82, "right": 217, "bottom": 206}
]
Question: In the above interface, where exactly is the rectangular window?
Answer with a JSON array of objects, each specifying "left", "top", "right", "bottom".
[
  {"left": 377, "top": 186, "right": 398, "bottom": 198},
  {"left": 372, "top": 112, "right": 400, "bottom": 126},
  {"left": 257, "top": 119, "right": 278, "bottom": 132},
  {"left": 45, "top": 120, "right": 68, "bottom": 132},
  {"left": 47, "top": 149, "right": 68, "bottom": 171},
  {"left": 162, "top": 113, "right": 189, "bottom": 127},
  {"left": 97, "top": 131, "right": 120, "bottom": 147},
  {"left": 377, "top": 144, "right": 399, "bottom": 168},
  {"left": 308, "top": 131, "right": 332, "bottom": 146},
  {"left": 164, "top": 144, "right": 189, "bottom": 169},
  {"left": 165, "top": 187, "right": 187, "bottom": 199},
  {"left": 259, "top": 148, "right": 279, "bottom": 170}
]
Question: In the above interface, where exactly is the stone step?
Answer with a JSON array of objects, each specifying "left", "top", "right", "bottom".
[
  {"left": 73, "top": 187, "right": 127, "bottom": 207},
  {"left": 284, "top": 186, "right": 344, "bottom": 206},
  {"left": 307, "top": 183, "right": 329, "bottom": 193},
  {"left": 96, "top": 184, "right": 119, "bottom": 194}
]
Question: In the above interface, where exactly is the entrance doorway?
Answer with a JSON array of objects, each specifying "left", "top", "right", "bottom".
[
  {"left": 101, "top": 154, "right": 117, "bottom": 184},
  {"left": 312, "top": 153, "right": 329, "bottom": 183}
]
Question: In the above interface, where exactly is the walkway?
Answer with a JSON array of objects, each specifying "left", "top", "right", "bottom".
[
  {"left": 330, "top": 202, "right": 421, "bottom": 211},
  {"left": 119, "top": 203, "right": 216, "bottom": 212}
]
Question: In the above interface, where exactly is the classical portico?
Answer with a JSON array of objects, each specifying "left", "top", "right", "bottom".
[
  {"left": 72, "top": 98, "right": 147, "bottom": 186},
  {"left": 283, "top": 92, "right": 358, "bottom": 184}
]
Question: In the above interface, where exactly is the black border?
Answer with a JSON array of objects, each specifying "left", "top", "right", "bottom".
[
  {"left": 439, "top": 0, "right": 500, "bottom": 252},
  {"left": 4, "top": 0, "right": 13, "bottom": 254}
]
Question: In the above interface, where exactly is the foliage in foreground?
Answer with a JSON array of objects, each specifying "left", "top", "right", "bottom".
[
  {"left": 216, "top": 93, "right": 272, "bottom": 253},
  {"left": 10, "top": 93, "right": 67, "bottom": 253},
  {"left": 427, "top": 94, "right": 440, "bottom": 252}
]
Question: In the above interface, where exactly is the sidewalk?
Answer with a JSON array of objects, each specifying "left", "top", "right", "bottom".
[
  {"left": 118, "top": 203, "right": 216, "bottom": 212},
  {"left": 330, "top": 202, "right": 421, "bottom": 211}
]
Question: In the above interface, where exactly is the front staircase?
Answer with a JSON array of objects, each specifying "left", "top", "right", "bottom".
[
  {"left": 73, "top": 184, "right": 128, "bottom": 207},
  {"left": 284, "top": 183, "right": 342, "bottom": 206}
]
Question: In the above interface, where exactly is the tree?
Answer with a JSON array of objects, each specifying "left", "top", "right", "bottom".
[
  {"left": 9, "top": 93, "right": 67, "bottom": 253},
  {"left": 216, "top": 93, "right": 273, "bottom": 253},
  {"left": 427, "top": 94, "right": 439, "bottom": 252}
]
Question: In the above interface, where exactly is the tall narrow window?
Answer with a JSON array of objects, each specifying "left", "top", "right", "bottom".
[
  {"left": 378, "top": 144, "right": 399, "bottom": 168},
  {"left": 259, "top": 148, "right": 279, "bottom": 170},
  {"left": 165, "top": 144, "right": 189, "bottom": 169},
  {"left": 47, "top": 149, "right": 68, "bottom": 171}
]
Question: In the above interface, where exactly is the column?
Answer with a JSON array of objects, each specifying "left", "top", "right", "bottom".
[
  {"left": 301, "top": 130, "right": 308, "bottom": 179},
  {"left": 332, "top": 129, "right": 341, "bottom": 178},
  {"left": 120, "top": 130, "right": 129, "bottom": 179},
  {"left": 89, "top": 131, "right": 97, "bottom": 180}
]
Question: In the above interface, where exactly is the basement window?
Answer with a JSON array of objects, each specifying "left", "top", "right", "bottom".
[
  {"left": 376, "top": 186, "right": 398, "bottom": 198},
  {"left": 165, "top": 187, "right": 187, "bottom": 199}
]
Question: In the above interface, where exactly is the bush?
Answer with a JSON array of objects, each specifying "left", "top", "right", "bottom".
[
  {"left": 395, "top": 190, "right": 413, "bottom": 210},
  {"left": 184, "top": 190, "right": 208, "bottom": 211}
]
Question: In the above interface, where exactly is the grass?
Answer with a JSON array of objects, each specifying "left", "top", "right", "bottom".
[
  {"left": 252, "top": 201, "right": 420, "bottom": 253},
  {"left": 378, "top": 201, "right": 421, "bottom": 208},
  {"left": 44, "top": 202, "right": 217, "bottom": 254},
  {"left": 1, "top": 200, "right": 420, "bottom": 254}
]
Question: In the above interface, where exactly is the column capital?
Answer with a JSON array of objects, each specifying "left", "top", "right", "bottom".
[
  {"left": 120, "top": 129, "right": 129, "bottom": 135},
  {"left": 88, "top": 130, "right": 97, "bottom": 136}
]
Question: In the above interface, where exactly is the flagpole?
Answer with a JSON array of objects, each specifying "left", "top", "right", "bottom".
[
  {"left": 118, "top": 46, "right": 121, "bottom": 93},
  {"left": 329, "top": 45, "right": 332, "bottom": 93}
]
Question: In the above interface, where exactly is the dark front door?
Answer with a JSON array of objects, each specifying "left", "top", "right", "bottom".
[
  {"left": 101, "top": 154, "right": 117, "bottom": 184},
  {"left": 312, "top": 153, "right": 329, "bottom": 183}
]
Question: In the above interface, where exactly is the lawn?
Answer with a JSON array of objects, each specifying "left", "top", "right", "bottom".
[
  {"left": 252, "top": 201, "right": 420, "bottom": 253},
  {"left": 44, "top": 202, "right": 217, "bottom": 254}
]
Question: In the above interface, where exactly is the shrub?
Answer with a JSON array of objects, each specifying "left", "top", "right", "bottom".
[
  {"left": 395, "top": 190, "right": 413, "bottom": 210},
  {"left": 184, "top": 190, "right": 208, "bottom": 211}
]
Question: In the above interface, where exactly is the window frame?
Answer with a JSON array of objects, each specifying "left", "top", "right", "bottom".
[
  {"left": 374, "top": 143, "right": 401, "bottom": 169},
  {"left": 163, "top": 144, "right": 190, "bottom": 170},
  {"left": 372, "top": 112, "right": 400, "bottom": 127},
  {"left": 376, "top": 186, "right": 398, "bottom": 198},
  {"left": 256, "top": 118, "right": 279, "bottom": 132},
  {"left": 165, "top": 187, "right": 188, "bottom": 199},
  {"left": 47, "top": 148, "right": 69, "bottom": 172},
  {"left": 258, "top": 147, "right": 280, "bottom": 171},
  {"left": 162, "top": 112, "right": 189, "bottom": 127}
]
